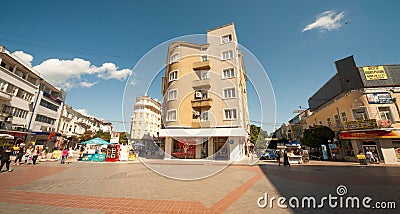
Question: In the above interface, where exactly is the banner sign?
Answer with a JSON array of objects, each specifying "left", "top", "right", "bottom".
[
  {"left": 366, "top": 92, "right": 392, "bottom": 104},
  {"left": 363, "top": 66, "right": 388, "bottom": 80},
  {"left": 110, "top": 132, "right": 120, "bottom": 144},
  {"left": 343, "top": 119, "right": 378, "bottom": 130}
]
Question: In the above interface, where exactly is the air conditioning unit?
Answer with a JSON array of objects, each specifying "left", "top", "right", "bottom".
[
  {"left": 195, "top": 92, "right": 202, "bottom": 98},
  {"left": 193, "top": 111, "right": 200, "bottom": 116}
]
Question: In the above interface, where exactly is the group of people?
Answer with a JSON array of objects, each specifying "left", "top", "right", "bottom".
[{"left": 1, "top": 144, "right": 39, "bottom": 172}]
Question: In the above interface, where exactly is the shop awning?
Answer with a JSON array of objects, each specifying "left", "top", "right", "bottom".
[{"left": 158, "top": 128, "right": 247, "bottom": 137}]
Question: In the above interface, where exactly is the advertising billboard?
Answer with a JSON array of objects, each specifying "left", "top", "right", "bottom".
[{"left": 366, "top": 92, "right": 393, "bottom": 104}]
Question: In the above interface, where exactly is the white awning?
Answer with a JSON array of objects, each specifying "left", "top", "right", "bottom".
[{"left": 158, "top": 128, "right": 247, "bottom": 137}]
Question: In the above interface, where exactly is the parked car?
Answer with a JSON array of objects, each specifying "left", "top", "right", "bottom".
[{"left": 260, "top": 149, "right": 276, "bottom": 160}]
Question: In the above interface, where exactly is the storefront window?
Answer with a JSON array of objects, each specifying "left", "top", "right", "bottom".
[{"left": 341, "top": 140, "right": 354, "bottom": 157}]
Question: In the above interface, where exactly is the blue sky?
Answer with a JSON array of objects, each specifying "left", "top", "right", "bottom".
[{"left": 1, "top": 0, "right": 399, "bottom": 133}]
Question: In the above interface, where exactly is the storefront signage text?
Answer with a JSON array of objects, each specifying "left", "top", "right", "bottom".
[
  {"left": 343, "top": 119, "right": 378, "bottom": 130},
  {"left": 363, "top": 66, "right": 388, "bottom": 80},
  {"left": 366, "top": 92, "right": 393, "bottom": 104}
]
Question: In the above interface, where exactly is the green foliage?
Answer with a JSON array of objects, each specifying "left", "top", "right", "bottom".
[
  {"left": 79, "top": 130, "right": 94, "bottom": 143},
  {"left": 302, "top": 126, "right": 335, "bottom": 148},
  {"left": 94, "top": 130, "right": 111, "bottom": 142},
  {"left": 250, "top": 124, "right": 268, "bottom": 149},
  {"left": 119, "top": 132, "right": 129, "bottom": 144}
]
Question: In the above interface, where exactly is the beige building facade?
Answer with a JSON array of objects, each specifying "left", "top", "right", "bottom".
[
  {"left": 305, "top": 56, "right": 400, "bottom": 163},
  {"left": 158, "top": 23, "right": 250, "bottom": 160}
]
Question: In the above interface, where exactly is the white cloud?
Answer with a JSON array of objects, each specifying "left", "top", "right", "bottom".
[
  {"left": 31, "top": 55, "right": 133, "bottom": 90},
  {"left": 302, "top": 10, "right": 345, "bottom": 33},
  {"left": 79, "top": 81, "right": 98, "bottom": 88},
  {"left": 11, "top": 51, "right": 34, "bottom": 66}
]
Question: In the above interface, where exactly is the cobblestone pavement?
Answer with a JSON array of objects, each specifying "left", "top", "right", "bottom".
[{"left": 0, "top": 160, "right": 399, "bottom": 214}]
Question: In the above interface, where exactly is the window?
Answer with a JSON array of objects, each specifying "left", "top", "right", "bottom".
[
  {"left": 223, "top": 68, "right": 235, "bottom": 79},
  {"left": 319, "top": 120, "right": 322, "bottom": 125},
  {"left": 340, "top": 112, "right": 348, "bottom": 122},
  {"left": 201, "top": 55, "right": 208, "bottom": 62},
  {"left": 326, "top": 118, "right": 332, "bottom": 127},
  {"left": 0, "top": 62, "right": 5, "bottom": 68},
  {"left": 221, "top": 50, "right": 234, "bottom": 60},
  {"left": 167, "top": 110, "right": 177, "bottom": 121},
  {"left": 170, "top": 53, "right": 180, "bottom": 64},
  {"left": 334, "top": 115, "right": 341, "bottom": 128},
  {"left": 221, "top": 34, "right": 233, "bottom": 44},
  {"left": 200, "top": 70, "right": 209, "bottom": 80},
  {"left": 35, "top": 114, "right": 56, "bottom": 125},
  {"left": 200, "top": 112, "right": 209, "bottom": 121},
  {"left": 223, "top": 88, "right": 236, "bottom": 99},
  {"left": 378, "top": 107, "right": 394, "bottom": 122},
  {"left": 169, "top": 70, "right": 178, "bottom": 82},
  {"left": 168, "top": 89, "right": 177, "bottom": 101},
  {"left": 224, "top": 109, "right": 237, "bottom": 120},
  {"left": 352, "top": 108, "right": 368, "bottom": 121},
  {"left": 40, "top": 99, "right": 59, "bottom": 111}
]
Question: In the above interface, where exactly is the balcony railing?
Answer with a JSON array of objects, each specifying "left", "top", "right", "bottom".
[
  {"left": 0, "top": 91, "right": 12, "bottom": 101},
  {"left": 191, "top": 98, "right": 212, "bottom": 108},
  {"left": 192, "top": 79, "right": 211, "bottom": 88},
  {"left": 193, "top": 60, "right": 210, "bottom": 70}
]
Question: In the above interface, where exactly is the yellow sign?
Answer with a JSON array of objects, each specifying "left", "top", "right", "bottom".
[
  {"left": 363, "top": 66, "right": 387, "bottom": 80},
  {"left": 343, "top": 119, "right": 378, "bottom": 130}
]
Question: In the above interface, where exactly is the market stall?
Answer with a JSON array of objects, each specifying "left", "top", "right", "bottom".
[{"left": 80, "top": 138, "right": 110, "bottom": 162}]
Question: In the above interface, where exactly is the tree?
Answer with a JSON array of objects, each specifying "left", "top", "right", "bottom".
[
  {"left": 302, "top": 126, "right": 335, "bottom": 149},
  {"left": 119, "top": 132, "right": 129, "bottom": 145},
  {"left": 79, "top": 130, "right": 94, "bottom": 143},
  {"left": 250, "top": 124, "right": 268, "bottom": 149},
  {"left": 94, "top": 130, "right": 111, "bottom": 142}
]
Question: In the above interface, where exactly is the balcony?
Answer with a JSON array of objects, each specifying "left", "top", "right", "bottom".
[
  {"left": 192, "top": 79, "right": 211, "bottom": 88},
  {"left": 191, "top": 98, "right": 212, "bottom": 108},
  {"left": 191, "top": 120, "right": 211, "bottom": 128},
  {"left": 193, "top": 60, "right": 210, "bottom": 70},
  {"left": 0, "top": 91, "right": 12, "bottom": 101}
]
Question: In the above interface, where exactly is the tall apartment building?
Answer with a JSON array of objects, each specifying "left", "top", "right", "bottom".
[
  {"left": 0, "top": 45, "right": 66, "bottom": 148},
  {"left": 305, "top": 56, "right": 400, "bottom": 163},
  {"left": 130, "top": 96, "right": 161, "bottom": 145},
  {"left": 158, "top": 23, "right": 250, "bottom": 160}
]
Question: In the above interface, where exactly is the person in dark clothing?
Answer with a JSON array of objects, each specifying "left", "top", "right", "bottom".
[
  {"left": 1, "top": 146, "right": 13, "bottom": 172},
  {"left": 283, "top": 150, "right": 290, "bottom": 167},
  {"left": 14, "top": 146, "right": 24, "bottom": 165},
  {"left": 32, "top": 147, "right": 39, "bottom": 165}
]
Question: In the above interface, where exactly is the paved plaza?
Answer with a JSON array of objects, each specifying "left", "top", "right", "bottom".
[{"left": 0, "top": 160, "right": 399, "bottom": 214}]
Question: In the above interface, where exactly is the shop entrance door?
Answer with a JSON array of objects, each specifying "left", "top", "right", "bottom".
[
  {"left": 362, "top": 143, "right": 380, "bottom": 162},
  {"left": 201, "top": 140, "right": 208, "bottom": 159},
  {"left": 214, "top": 137, "right": 229, "bottom": 160}
]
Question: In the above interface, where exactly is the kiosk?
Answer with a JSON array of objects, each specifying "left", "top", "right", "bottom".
[{"left": 105, "top": 144, "right": 120, "bottom": 162}]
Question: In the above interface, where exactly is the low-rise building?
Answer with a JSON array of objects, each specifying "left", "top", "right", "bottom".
[{"left": 305, "top": 56, "right": 400, "bottom": 163}]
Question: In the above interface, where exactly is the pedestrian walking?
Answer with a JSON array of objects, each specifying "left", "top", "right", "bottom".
[
  {"left": 283, "top": 150, "right": 290, "bottom": 167},
  {"left": 67, "top": 147, "right": 74, "bottom": 164},
  {"left": 0, "top": 146, "right": 13, "bottom": 172},
  {"left": 25, "top": 146, "right": 33, "bottom": 164},
  {"left": 276, "top": 150, "right": 281, "bottom": 166},
  {"left": 14, "top": 145, "right": 24, "bottom": 165},
  {"left": 31, "top": 147, "right": 39, "bottom": 165},
  {"left": 61, "top": 148, "right": 68, "bottom": 164}
]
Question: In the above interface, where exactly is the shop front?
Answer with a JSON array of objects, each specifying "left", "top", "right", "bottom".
[
  {"left": 158, "top": 128, "right": 248, "bottom": 160},
  {"left": 339, "top": 129, "right": 400, "bottom": 163}
]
